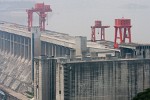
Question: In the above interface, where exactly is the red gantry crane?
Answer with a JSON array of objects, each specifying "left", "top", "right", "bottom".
[
  {"left": 114, "top": 18, "right": 132, "bottom": 48},
  {"left": 91, "top": 20, "right": 110, "bottom": 42},
  {"left": 26, "top": 3, "right": 52, "bottom": 31}
]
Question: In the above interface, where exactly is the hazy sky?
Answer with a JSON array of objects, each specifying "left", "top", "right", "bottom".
[{"left": 0, "top": 0, "right": 150, "bottom": 43}]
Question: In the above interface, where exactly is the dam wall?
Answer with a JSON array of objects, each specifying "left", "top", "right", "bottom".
[
  {"left": 0, "top": 27, "right": 73, "bottom": 95},
  {"left": 0, "top": 30, "right": 32, "bottom": 94},
  {"left": 64, "top": 59, "right": 150, "bottom": 100},
  {"left": 33, "top": 56, "right": 150, "bottom": 100},
  {"left": 0, "top": 51, "right": 32, "bottom": 93}
]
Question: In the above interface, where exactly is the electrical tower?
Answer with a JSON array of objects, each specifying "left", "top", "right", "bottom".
[
  {"left": 114, "top": 18, "right": 132, "bottom": 48},
  {"left": 26, "top": 3, "right": 52, "bottom": 31},
  {"left": 91, "top": 20, "right": 109, "bottom": 42}
]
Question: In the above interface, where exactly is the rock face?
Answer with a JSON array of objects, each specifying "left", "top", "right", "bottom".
[{"left": 0, "top": 51, "right": 32, "bottom": 94}]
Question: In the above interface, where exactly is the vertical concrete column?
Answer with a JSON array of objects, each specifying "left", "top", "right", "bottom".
[
  {"left": 14, "top": 35, "right": 16, "bottom": 55},
  {"left": 48, "top": 43, "right": 51, "bottom": 57},
  {"left": 47, "top": 43, "right": 50, "bottom": 56},
  {"left": 2, "top": 32, "right": 3, "bottom": 51},
  {"left": 149, "top": 48, "right": 150, "bottom": 58},
  {"left": 14, "top": 35, "right": 16, "bottom": 56},
  {"left": 6, "top": 34, "right": 8, "bottom": 53},
  {"left": 56, "top": 59, "right": 65, "bottom": 100},
  {"left": 34, "top": 58, "right": 39, "bottom": 100},
  {"left": 9, "top": 34, "right": 11, "bottom": 54},
  {"left": 38, "top": 56, "right": 49, "bottom": 100},
  {"left": 54, "top": 44, "right": 57, "bottom": 57},
  {"left": 31, "top": 27, "right": 41, "bottom": 82},
  {"left": 19, "top": 37, "right": 22, "bottom": 57},
  {"left": 56, "top": 45, "right": 60, "bottom": 57},
  {"left": 17, "top": 36, "right": 20, "bottom": 56},
  {"left": 24, "top": 37, "right": 26, "bottom": 58},
  {"left": 15, "top": 36, "right": 17, "bottom": 55},
  {"left": 70, "top": 49, "right": 75, "bottom": 59},
  {"left": 44, "top": 42, "right": 47, "bottom": 55},
  {"left": 8, "top": 34, "right": 10, "bottom": 53},
  {"left": 8, "top": 34, "right": 11, "bottom": 53},
  {"left": 4, "top": 34, "right": 6, "bottom": 52},
  {"left": 59, "top": 46, "right": 62, "bottom": 57},
  {"left": 51, "top": 44, "right": 54, "bottom": 56},
  {"left": 145, "top": 48, "right": 149, "bottom": 58},
  {"left": 28, "top": 38, "right": 30, "bottom": 59},
  {"left": 66, "top": 48, "right": 70, "bottom": 56},
  {"left": 46, "top": 42, "right": 49, "bottom": 56},
  {"left": 1, "top": 34, "right": 2, "bottom": 52},
  {"left": 75, "top": 36, "right": 87, "bottom": 58},
  {"left": 5, "top": 34, "right": 7, "bottom": 53},
  {"left": 17, "top": 36, "right": 19, "bottom": 57},
  {"left": 1, "top": 33, "right": 3, "bottom": 52},
  {"left": 2, "top": 32, "right": 5, "bottom": 52},
  {"left": 12, "top": 34, "right": 15, "bottom": 56},
  {"left": 6, "top": 34, "right": 9, "bottom": 53},
  {"left": 31, "top": 27, "right": 41, "bottom": 57},
  {"left": 7, "top": 34, "right": 10, "bottom": 53},
  {"left": 60, "top": 46, "right": 62, "bottom": 57},
  {"left": 59, "top": 45, "right": 61, "bottom": 57},
  {"left": 0, "top": 32, "right": 2, "bottom": 52},
  {"left": 61, "top": 46, "right": 64, "bottom": 57},
  {"left": 21, "top": 37, "right": 24, "bottom": 57},
  {"left": 0, "top": 32, "right": 3, "bottom": 52},
  {"left": 31, "top": 34, "right": 34, "bottom": 82},
  {"left": 34, "top": 56, "right": 55, "bottom": 100}
]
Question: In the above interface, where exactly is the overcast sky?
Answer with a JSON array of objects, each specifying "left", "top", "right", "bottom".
[{"left": 0, "top": 0, "right": 150, "bottom": 43}]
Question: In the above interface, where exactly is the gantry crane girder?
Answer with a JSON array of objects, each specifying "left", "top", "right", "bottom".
[
  {"left": 114, "top": 18, "right": 132, "bottom": 48},
  {"left": 91, "top": 20, "right": 110, "bottom": 42},
  {"left": 26, "top": 3, "right": 52, "bottom": 31}
]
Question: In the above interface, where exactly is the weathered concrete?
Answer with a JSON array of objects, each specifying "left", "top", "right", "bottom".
[
  {"left": 64, "top": 59, "right": 150, "bottom": 100},
  {"left": 0, "top": 51, "right": 32, "bottom": 94},
  {"left": 34, "top": 56, "right": 57, "bottom": 100},
  {"left": 0, "top": 84, "right": 29, "bottom": 100},
  {"left": 33, "top": 56, "right": 150, "bottom": 100},
  {"left": 1, "top": 21, "right": 150, "bottom": 100}
]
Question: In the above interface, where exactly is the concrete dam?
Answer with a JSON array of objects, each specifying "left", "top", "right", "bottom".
[
  {"left": 0, "top": 22, "right": 86, "bottom": 99},
  {"left": 1, "top": 21, "right": 150, "bottom": 100},
  {"left": 0, "top": 51, "right": 32, "bottom": 93},
  {"left": 0, "top": 24, "right": 32, "bottom": 94},
  {"left": 64, "top": 59, "right": 150, "bottom": 100},
  {"left": 34, "top": 57, "right": 150, "bottom": 100}
]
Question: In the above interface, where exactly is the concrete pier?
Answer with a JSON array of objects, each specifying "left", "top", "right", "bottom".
[{"left": 34, "top": 56, "right": 57, "bottom": 100}]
